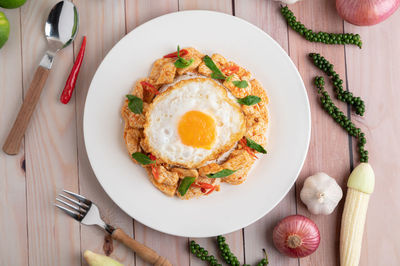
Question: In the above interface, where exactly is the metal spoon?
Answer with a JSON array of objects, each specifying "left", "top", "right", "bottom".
[{"left": 3, "top": 1, "right": 79, "bottom": 155}]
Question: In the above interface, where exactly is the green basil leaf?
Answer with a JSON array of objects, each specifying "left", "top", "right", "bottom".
[
  {"left": 178, "top": 176, "right": 196, "bottom": 196},
  {"left": 237, "top": 95, "right": 261, "bottom": 106},
  {"left": 126, "top": 95, "right": 143, "bottom": 114},
  {"left": 232, "top": 80, "right": 249, "bottom": 88},
  {"left": 246, "top": 137, "right": 267, "bottom": 154},
  {"left": 174, "top": 45, "right": 194, "bottom": 68},
  {"left": 225, "top": 75, "right": 233, "bottom": 82},
  {"left": 203, "top": 55, "right": 226, "bottom": 80},
  {"left": 207, "top": 169, "right": 237, "bottom": 178},
  {"left": 131, "top": 152, "right": 155, "bottom": 165},
  {"left": 174, "top": 58, "right": 194, "bottom": 68}
]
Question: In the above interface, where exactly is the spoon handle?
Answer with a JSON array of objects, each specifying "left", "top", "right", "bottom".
[
  {"left": 3, "top": 66, "right": 50, "bottom": 155},
  {"left": 112, "top": 228, "right": 172, "bottom": 266}
]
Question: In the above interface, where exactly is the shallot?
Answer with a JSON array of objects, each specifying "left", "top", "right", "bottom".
[
  {"left": 272, "top": 215, "right": 320, "bottom": 258},
  {"left": 336, "top": 0, "right": 400, "bottom": 26}
]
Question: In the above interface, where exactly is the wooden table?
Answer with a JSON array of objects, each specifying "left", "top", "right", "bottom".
[{"left": 1, "top": 0, "right": 399, "bottom": 265}]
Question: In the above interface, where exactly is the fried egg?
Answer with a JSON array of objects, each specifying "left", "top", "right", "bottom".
[{"left": 143, "top": 77, "right": 245, "bottom": 168}]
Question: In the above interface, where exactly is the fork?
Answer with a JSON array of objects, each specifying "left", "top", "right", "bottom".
[{"left": 55, "top": 190, "right": 172, "bottom": 266}]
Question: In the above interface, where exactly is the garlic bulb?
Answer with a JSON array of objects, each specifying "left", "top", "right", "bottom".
[
  {"left": 300, "top": 172, "right": 343, "bottom": 215},
  {"left": 273, "top": 0, "right": 302, "bottom": 4}
]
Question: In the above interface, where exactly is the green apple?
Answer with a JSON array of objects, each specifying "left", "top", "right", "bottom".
[
  {"left": 83, "top": 250, "right": 124, "bottom": 266},
  {"left": 0, "top": 11, "right": 10, "bottom": 49},
  {"left": 0, "top": 0, "right": 26, "bottom": 9}
]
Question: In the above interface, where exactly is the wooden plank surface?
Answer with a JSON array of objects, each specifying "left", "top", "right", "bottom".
[
  {"left": 0, "top": 7, "right": 28, "bottom": 266},
  {"left": 72, "top": 0, "right": 136, "bottom": 265},
  {"left": 19, "top": 0, "right": 81, "bottom": 265},
  {"left": 1, "top": 0, "right": 400, "bottom": 265},
  {"left": 234, "top": 1, "right": 298, "bottom": 265},
  {"left": 344, "top": 11, "right": 400, "bottom": 266}
]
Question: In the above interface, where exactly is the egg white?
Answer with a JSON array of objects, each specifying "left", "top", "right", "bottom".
[{"left": 143, "top": 77, "right": 245, "bottom": 168}]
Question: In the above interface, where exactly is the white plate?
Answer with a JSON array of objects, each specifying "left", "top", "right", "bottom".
[{"left": 84, "top": 10, "right": 310, "bottom": 238}]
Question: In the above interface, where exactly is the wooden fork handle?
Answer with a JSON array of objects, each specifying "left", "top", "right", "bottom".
[
  {"left": 3, "top": 66, "right": 50, "bottom": 155},
  {"left": 112, "top": 228, "right": 172, "bottom": 266}
]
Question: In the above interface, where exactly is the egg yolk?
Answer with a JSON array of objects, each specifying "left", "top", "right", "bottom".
[{"left": 178, "top": 110, "right": 216, "bottom": 149}]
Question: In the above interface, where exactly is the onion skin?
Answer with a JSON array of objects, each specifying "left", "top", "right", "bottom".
[
  {"left": 336, "top": 0, "right": 400, "bottom": 26},
  {"left": 272, "top": 215, "right": 320, "bottom": 258}
]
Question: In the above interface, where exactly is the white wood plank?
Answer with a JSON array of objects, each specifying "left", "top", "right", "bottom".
[
  {"left": 19, "top": 0, "right": 81, "bottom": 265},
  {"left": 287, "top": 1, "right": 351, "bottom": 265},
  {"left": 72, "top": 0, "right": 136, "bottom": 265},
  {"left": 0, "top": 7, "right": 28, "bottom": 266},
  {"left": 234, "top": 1, "right": 298, "bottom": 264},
  {"left": 344, "top": 11, "right": 400, "bottom": 266},
  {"left": 124, "top": 1, "right": 190, "bottom": 265}
]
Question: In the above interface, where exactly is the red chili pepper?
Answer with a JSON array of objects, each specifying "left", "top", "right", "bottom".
[
  {"left": 149, "top": 153, "right": 157, "bottom": 161},
  {"left": 197, "top": 182, "right": 215, "bottom": 189},
  {"left": 60, "top": 36, "right": 87, "bottom": 104},
  {"left": 222, "top": 65, "right": 239, "bottom": 75},
  {"left": 205, "top": 186, "right": 216, "bottom": 195},
  {"left": 151, "top": 165, "right": 159, "bottom": 180},
  {"left": 163, "top": 49, "right": 188, "bottom": 58},
  {"left": 240, "top": 137, "right": 258, "bottom": 159},
  {"left": 201, "top": 188, "right": 206, "bottom": 193},
  {"left": 140, "top": 81, "right": 159, "bottom": 95}
]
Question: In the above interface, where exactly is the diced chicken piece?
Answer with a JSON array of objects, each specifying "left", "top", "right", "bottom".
[
  {"left": 154, "top": 165, "right": 179, "bottom": 186},
  {"left": 222, "top": 150, "right": 255, "bottom": 185},
  {"left": 146, "top": 168, "right": 177, "bottom": 197},
  {"left": 170, "top": 167, "right": 199, "bottom": 179},
  {"left": 177, "top": 56, "right": 202, "bottom": 75},
  {"left": 139, "top": 137, "right": 150, "bottom": 153},
  {"left": 211, "top": 53, "right": 228, "bottom": 67},
  {"left": 223, "top": 74, "right": 252, "bottom": 98},
  {"left": 246, "top": 120, "right": 268, "bottom": 147},
  {"left": 123, "top": 128, "right": 141, "bottom": 156},
  {"left": 127, "top": 103, "right": 149, "bottom": 129},
  {"left": 198, "top": 163, "right": 223, "bottom": 177},
  {"left": 149, "top": 58, "right": 176, "bottom": 85}
]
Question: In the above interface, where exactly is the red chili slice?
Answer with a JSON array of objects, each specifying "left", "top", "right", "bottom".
[
  {"left": 151, "top": 165, "right": 159, "bottom": 180},
  {"left": 140, "top": 81, "right": 159, "bottom": 95},
  {"left": 222, "top": 65, "right": 239, "bottom": 75},
  {"left": 205, "top": 186, "right": 216, "bottom": 195},
  {"left": 163, "top": 49, "right": 189, "bottom": 58},
  {"left": 197, "top": 182, "right": 214, "bottom": 189},
  {"left": 149, "top": 154, "right": 157, "bottom": 161},
  {"left": 240, "top": 137, "right": 258, "bottom": 159}
]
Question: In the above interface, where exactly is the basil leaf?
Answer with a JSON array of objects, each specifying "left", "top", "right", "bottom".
[
  {"left": 237, "top": 95, "right": 261, "bottom": 106},
  {"left": 203, "top": 55, "right": 226, "bottom": 80},
  {"left": 207, "top": 169, "right": 237, "bottom": 178},
  {"left": 178, "top": 176, "right": 196, "bottom": 196},
  {"left": 126, "top": 95, "right": 143, "bottom": 114},
  {"left": 131, "top": 152, "right": 155, "bottom": 165},
  {"left": 174, "top": 58, "right": 194, "bottom": 68},
  {"left": 232, "top": 80, "right": 249, "bottom": 88},
  {"left": 174, "top": 45, "right": 194, "bottom": 68},
  {"left": 225, "top": 75, "right": 233, "bottom": 82},
  {"left": 246, "top": 137, "right": 267, "bottom": 154}
]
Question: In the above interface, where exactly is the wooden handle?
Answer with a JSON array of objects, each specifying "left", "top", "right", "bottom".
[
  {"left": 112, "top": 228, "right": 172, "bottom": 266},
  {"left": 3, "top": 66, "right": 50, "bottom": 155}
]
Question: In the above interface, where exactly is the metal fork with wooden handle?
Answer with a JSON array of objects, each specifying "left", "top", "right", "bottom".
[{"left": 55, "top": 190, "right": 172, "bottom": 266}]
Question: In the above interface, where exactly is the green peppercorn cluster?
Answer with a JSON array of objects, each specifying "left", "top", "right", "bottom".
[
  {"left": 309, "top": 53, "right": 365, "bottom": 116},
  {"left": 190, "top": 240, "right": 221, "bottom": 266},
  {"left": 217, "top": 236, "right": 241, "bottom": 266},
  {"left": 315, "top": 77, "right": 369, "bottom": 162},
  {"left": 281, "top": 6, "right": 362, "bottom": 48}
]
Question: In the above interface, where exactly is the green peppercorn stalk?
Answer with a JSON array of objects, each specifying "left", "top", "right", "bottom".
[
  {"left": 280, "top": 6, "right": 362, "bottom": 48},
  {"left": 309, "top": 53, "right": 365, "bottom": 116},
  {"left": 314, "top": 77, "right": 369, "bottom": 163},
  {"left": 190, "top": 240, "right": 222, "bottom": 266}
]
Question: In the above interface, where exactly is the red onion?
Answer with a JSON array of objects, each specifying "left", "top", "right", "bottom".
[
  {"left": 272, "top": 215, "right": 320, "bottom": 258},
  {"left": 336, "top": 0, "right": 400, "bottom": 26}
]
